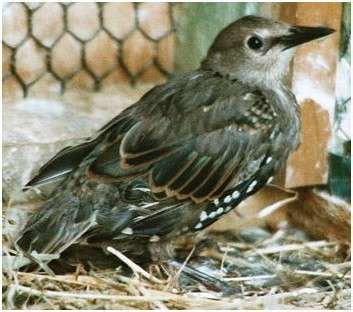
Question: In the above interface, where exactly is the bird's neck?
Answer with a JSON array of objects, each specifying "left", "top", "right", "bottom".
[
  {"left": 200, "top": 66, "right": 287, "bottom": 92},
  {"left": 272, "top": 83, "right": 301, "bottom": 149}
]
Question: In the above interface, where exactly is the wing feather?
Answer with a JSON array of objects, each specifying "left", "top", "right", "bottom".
[
  {"left": 24, "top": 139, "right": 99, "bottom": 188},
  {"left": 86, "top": 71, "right": 275, "bottom": 203}
]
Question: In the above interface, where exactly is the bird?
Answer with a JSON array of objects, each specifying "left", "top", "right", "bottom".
[{"left": 16, "top": 16, "right": 334, "bottom": 271}]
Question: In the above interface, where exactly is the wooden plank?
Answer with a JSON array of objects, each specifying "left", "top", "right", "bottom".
[{"left": 280, "top": 3, "right": 342, "bottom": 188}]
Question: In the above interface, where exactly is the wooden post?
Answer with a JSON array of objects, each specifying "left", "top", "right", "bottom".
[{"left": 279, "top": 3, "right": 342, "bottom": 188}]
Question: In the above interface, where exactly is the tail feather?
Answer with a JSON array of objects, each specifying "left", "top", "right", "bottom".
[
  {"left": 15, "top": 188, "right": 139, "bottom": 260},
  {"left": 16, "top": 192, "right": 97, "bottom": 255}
]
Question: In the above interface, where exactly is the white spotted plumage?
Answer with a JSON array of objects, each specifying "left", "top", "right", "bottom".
[
  {"left": 232, "top": 190, "right": 240, "bottom": 199},
  {"left": 121, "top": 227, "right": 133, "bottom": 235},
  {"left": 199, "top": 210, "right": 208, "bottom": 221},
  {"left": 194, "top": 222, "right": 202, "bottom": 229},
  {"left": 216, "top": 207, "right": 224, "bottom": 215},
  {"left": 246, "top": 180, "right": 257, "bottom": 193},
  {"left": 225, "top": 206, "right": 232, "bottom": 212},
  {"left": 224, "top": 195, "right": 232, "bottom": 203},
  {"left": 265, "top": 156, "right": 272, "bottom": 164},
  {"left": 267, "top": 176, "right": 274, "bottom": 184},
  {"left": 149, "top": 235, "right": 160, "bottom": 242},
  {"left": 209, "top": 211, "right": 217, "bottom": 219}
]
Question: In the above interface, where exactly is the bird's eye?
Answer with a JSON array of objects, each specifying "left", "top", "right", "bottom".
[{"left": 247, "top": 36, "right": 264, "bottom": 50}]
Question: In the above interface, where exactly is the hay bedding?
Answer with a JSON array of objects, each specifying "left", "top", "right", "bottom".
[{"left": 2, "top": 224, "right": 350, "bottom": 310}]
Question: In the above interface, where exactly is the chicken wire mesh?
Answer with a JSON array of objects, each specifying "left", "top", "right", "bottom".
[{"left": 2, "top": 2, "right": 177, "bottom": 99}]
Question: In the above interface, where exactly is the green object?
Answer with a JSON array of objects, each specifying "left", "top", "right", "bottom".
[
  {"left": 340, "top": 2, "right": 351, "bottom": 62},
  {"left": 330, "top": 3, "right": 351, "bottom": 202},
  {"left": 328, "top": 151, "right": 351, "bottom": 202},
  {"left": 175, "top": 3, "right": 260, "bottom": 72}
]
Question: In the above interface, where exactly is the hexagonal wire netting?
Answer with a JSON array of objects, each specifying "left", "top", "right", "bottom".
[{"left": 3, "top": 2, "right": 177, "bottom": 97}]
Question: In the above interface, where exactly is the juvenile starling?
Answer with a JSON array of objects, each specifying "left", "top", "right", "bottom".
[{"left": 17, "top": 16, "right": 334, "bottom": 266}]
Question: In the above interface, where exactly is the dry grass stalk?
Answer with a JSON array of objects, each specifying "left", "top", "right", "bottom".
[
  {"left": 245, "top": 240, "right": 337, "bottom": 256},
  {"left": 107, "top": 246, "right": 163, "bottom": 284},
  {"left": 3, "top": 225, "right": 350, "bottom": 309}
]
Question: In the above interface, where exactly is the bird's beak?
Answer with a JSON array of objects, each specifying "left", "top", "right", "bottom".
[{"left": 280, "top": 25, "right": 335, "bottom": 51}]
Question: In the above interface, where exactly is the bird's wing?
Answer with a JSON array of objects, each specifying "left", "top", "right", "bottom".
[
  {"left": 24, "top": 108, "right": 137, "bottom": 189},
  {"left": 24, "top": 139, "right": 99, "bottom": 188},
  {"left": 88, "top": 71, "right": 277, "bottom": 203}
]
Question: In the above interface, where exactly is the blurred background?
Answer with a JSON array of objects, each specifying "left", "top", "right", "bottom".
[{"left": 2, "top": 2, "right": 351, "bottom": 245}]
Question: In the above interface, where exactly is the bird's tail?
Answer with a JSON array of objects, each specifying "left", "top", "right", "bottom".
[{"left": 15, "top": 191, "right": 97, "bottom": 256}]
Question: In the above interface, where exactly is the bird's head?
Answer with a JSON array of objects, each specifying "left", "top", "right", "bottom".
[{"left": 201, "top": 15, "right": 335, "bottom": 89}]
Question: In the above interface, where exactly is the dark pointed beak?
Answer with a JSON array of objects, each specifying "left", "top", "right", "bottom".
[{"left": 280, "top": 25, "right": 335, "bottom": 51}]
